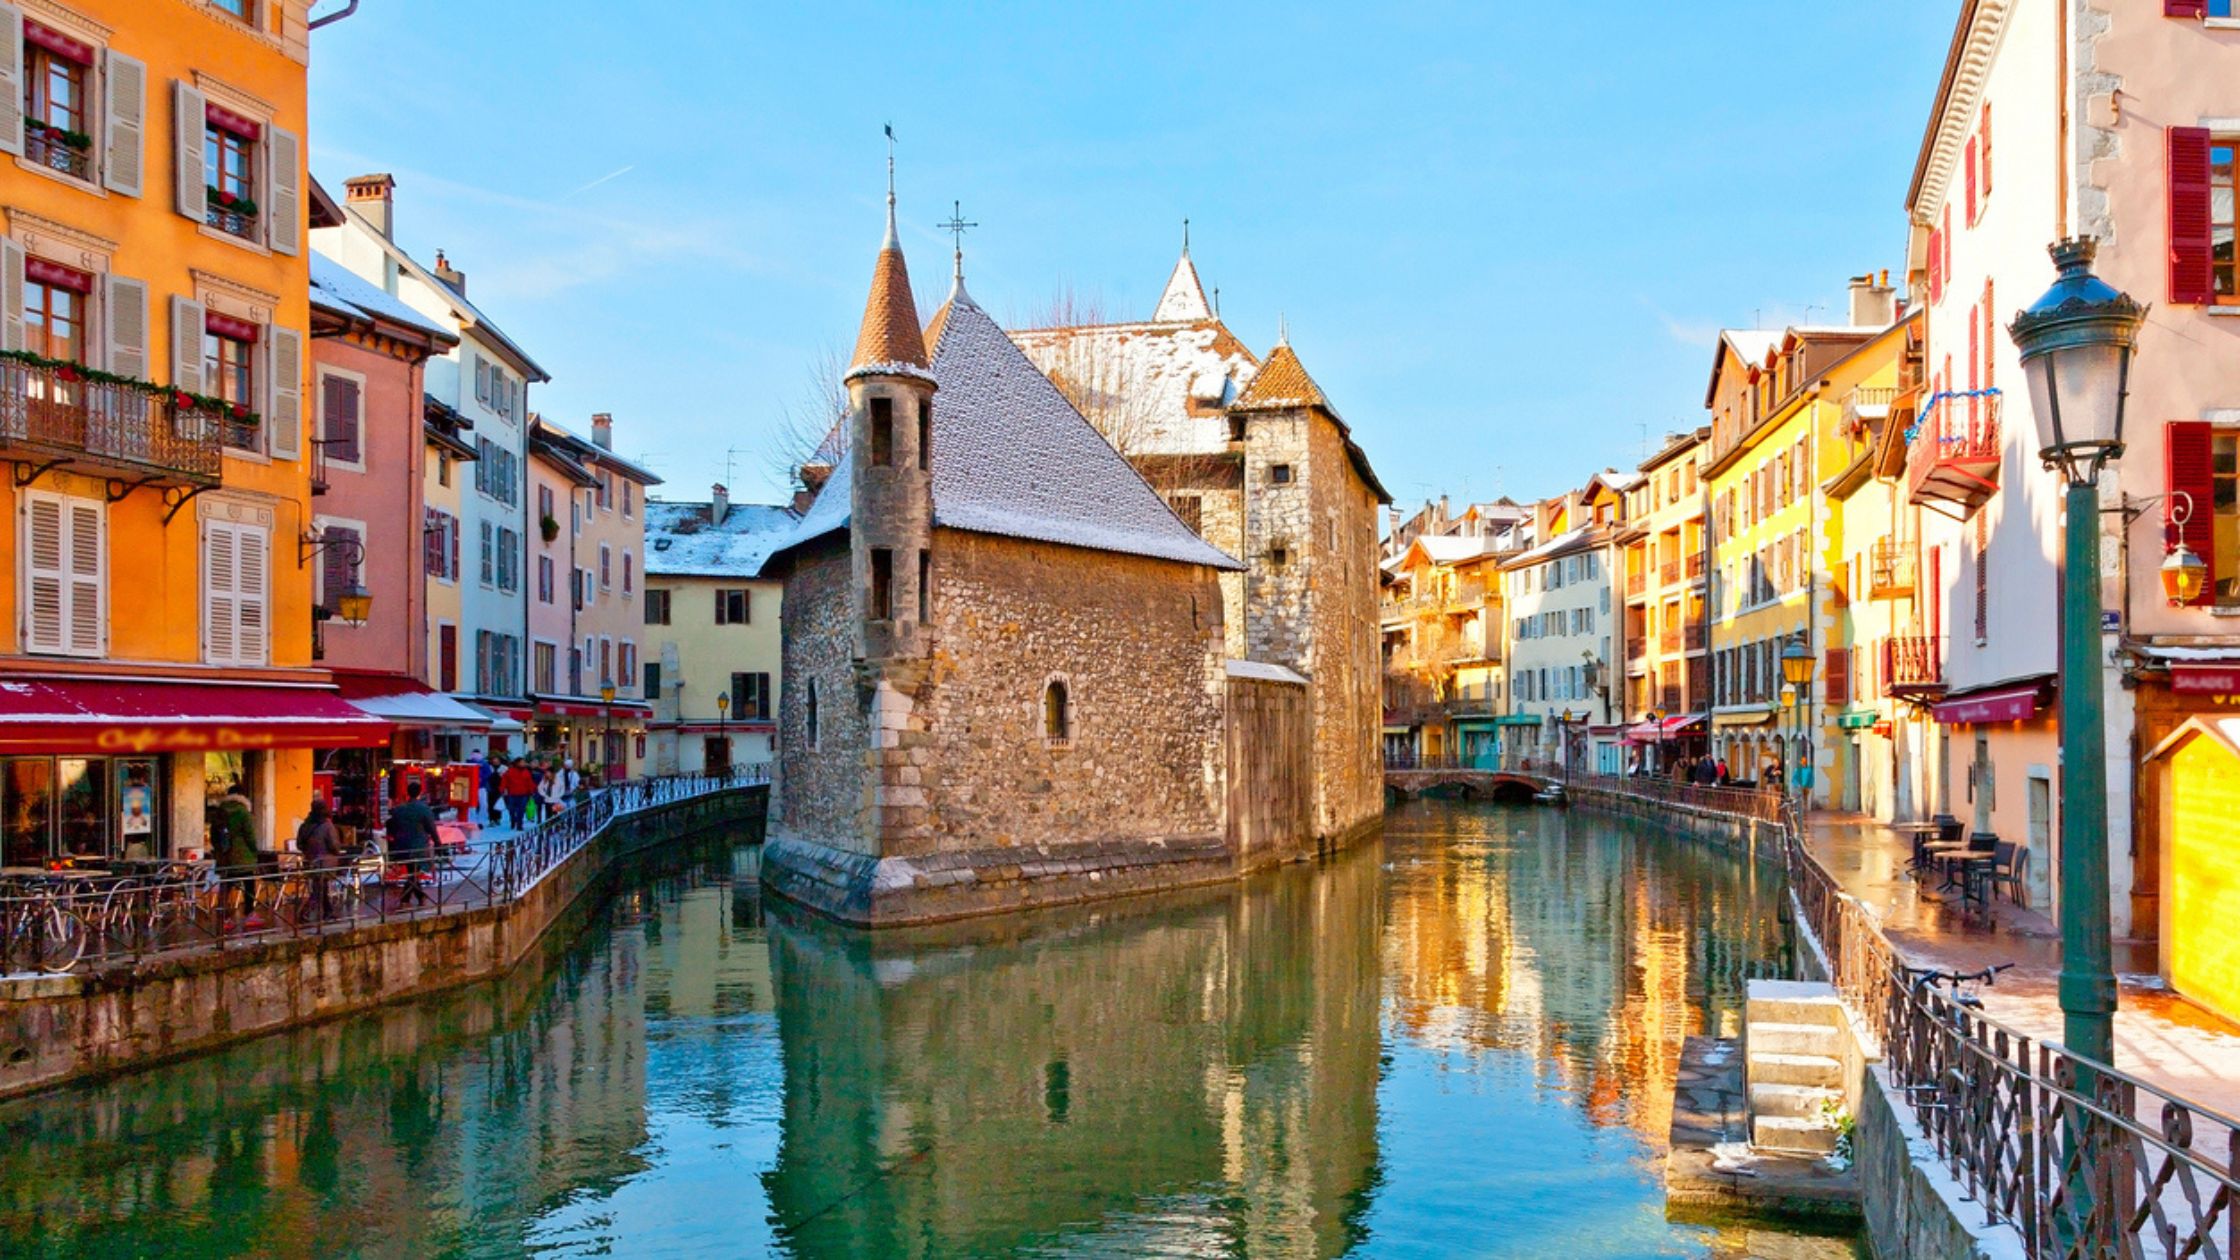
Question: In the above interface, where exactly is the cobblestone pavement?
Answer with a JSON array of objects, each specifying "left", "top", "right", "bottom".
[{"left": 1805, "top": 811, "right": 2240, "bottom": 1121}]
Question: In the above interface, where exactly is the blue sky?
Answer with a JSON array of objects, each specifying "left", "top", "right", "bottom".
[{"left": 308, "top": 2, "right": 1956, "bottom": 511}]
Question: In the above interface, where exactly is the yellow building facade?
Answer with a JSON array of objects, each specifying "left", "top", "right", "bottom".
[
  {"left": 642, "top": 490, "right": 790, "bottom": 774},
  {"left": 0, "top": 1, "right": 366, "bottom": 862}
]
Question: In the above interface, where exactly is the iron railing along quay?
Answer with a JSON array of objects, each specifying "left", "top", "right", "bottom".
[
  {"left": 1581, "top": 774, "right": 2240, "bottom": 1258},
  {"left": 0, "top": 766, "right": 764, "bottom": 976}
]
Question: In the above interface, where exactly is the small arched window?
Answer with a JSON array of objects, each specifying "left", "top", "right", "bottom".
[
  {"left": 1043, "top": 679, "right": 1070, "bottom": 742},
  {"left": 805, "top": 679, "right": 820, "bottom": 750}
]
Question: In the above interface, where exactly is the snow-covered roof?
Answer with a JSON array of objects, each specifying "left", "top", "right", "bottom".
[
  {"left": 1007, "top": 319, "right": 1260, "bottom": 457},
  {"left": 1153, "top": 251, "right": 1213, "bottom": 322},
  {"left": 319, "top": 203, "right": 549, "bottom": 381},
  {"left": 1721, "top": 330, "right": 1783, "bottom": 367},
  {"left": 645, "top": 500, "right": 799, "bottom": 578},
  {"left": 309, "top": 252, "right": 453, "bottom": 342},
  {"left": 1225, "top": 659, "right": 1307, "bottom": 685},
  {"left": 1397, "top": 534, "right": 1503, "bottom": 569},
  {"left": 1501, "top": 525, "right": 1600, "bottom": 569},
  {"left": 777, "top": 284, "right": 1245, "bottom": 573}
]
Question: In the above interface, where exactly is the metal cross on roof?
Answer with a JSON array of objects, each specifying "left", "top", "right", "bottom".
[{"left": 940, "top": 200, "right": 978, "bottom": 281}]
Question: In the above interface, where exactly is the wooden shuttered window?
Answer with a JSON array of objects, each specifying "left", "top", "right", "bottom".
[
  {"left": 1965, "top": 137, "right": 1979, "bottom": 224},
  {"left": 103, "top": 50, "right": 145, "bottom": 197},
  {"left": 0, "top": 2, "right": 23, "bottom": 158},
  {"left": 2167, "top": 0, "right": 2208, "bottom": 16},
  {"left": 264, "top": 124, "right": 300, "bottom": 255},
  {"left": 104, "top": 275, "right": 148, "bottom": 379},
  {"left": 203, "top": 518, "right": 268, "bottom": 666},
  {"left": 321, "top": 372, "right": 361, "bottom": 464},
  {"left": 2170, "top": 126, "right": 2216, "bottom": 305},
  {"left": 264, "top": 324, "right": 302, "bottom": 459},
  {"left": 1928, "top": 225, "right": 1944, "bottom": 303},
  {"left": 170, "top": 296, "right": 205, "bottom": 394},
  {"left": 2168, "top": 421, "right": 2218, "bottom": 607},
  {"left": 1824, "top": 648, "right": 1850, "bottom": 707},
  {"left": 318, "top": 522, "right": 360, "bottom": 613},
  {"left": 22, "top": 491, "right": 104, "bottom": 657},
  {"left": 173, "top": 80, "right": 207, "bottom": 223},
  {"left": 0, "top": 237, "right": 24, "bottom": 352}
]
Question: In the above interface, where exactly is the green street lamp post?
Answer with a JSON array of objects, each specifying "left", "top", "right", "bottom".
[
  {"left": 2008, "top": 236, "right": 2145, "bottom": 1069},
  {"left": 1781, "top": 637, "right": 1816, "bottom": 799}
]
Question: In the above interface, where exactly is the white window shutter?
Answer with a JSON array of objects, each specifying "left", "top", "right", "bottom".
[
  {"left": 23, "top": 494, "right": 65, "bottom": 653},
  {"left": 204, "top": 521, "right": 236, "bottom": 663},
  {"left": 0, "top": 238, "right": 23, "bottom": 354},
  {"left": 104, "top": 275, "right": 149, "bottom": 380},
  {"left": 0, "top": 3, "right": 23, "bottom": 159},
  {"left": 173, "top": 80, "right": 207, "bottom": 223},
  {"left": 264, "top": 124, "right": 300, "bottom": 255},
  {"left": 102, "top": 51, "right": 146, "bottom": 197},
  {"left": 65, "top": 498, "right": 104, "bottom": 656},
  {"left": 235, "top": 523, "right": 267, "bottom": 665},
  {"left": 264, "top": 324, "right": 302, "bottom": 458},
  {"left": 170, "top": 296, "right": 206, "bottom": 395}
]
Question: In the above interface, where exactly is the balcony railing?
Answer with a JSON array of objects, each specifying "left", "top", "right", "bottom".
[
  {"left": 1882, "top": 634, "right": 1944, "bottom": 697},
  {"left": 1869, "top": 538, "right": 1916, "bottom": 598},
  {"left": 0, "top": 359, "right": 224, "bottom": 488},
  {"left": 1659, "top": 626, "right": 1681, "bottom": 654},
  {"left": 1625, "top": 568, "right": 1649, "bottom": 597},
  {"left": 1659, "top": 558, "right": 1682, "bottom": 587},
  {"left": 1843, "top": 385, "right": 1900, "bottom": 432},
  {"left": 1626, "top": 635, "right": 1648, "bottom": 661},
  {"left": 25, "top": 124, "right": 93, "bottom": 181},
  {"left": 1907, "top": 391, "right": 2001, "bottom": 514},
  {"left": 1686, "top": 552, "right": 1705, "bottom": 580},
  {"left": 1684, "top": 623, "right": 1707, "bottom": 652},
  {"left": 205, "top": 201, "right": 260, "bottom": 242}
]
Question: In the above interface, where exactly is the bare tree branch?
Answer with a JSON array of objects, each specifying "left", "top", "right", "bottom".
[{"left": 762, "top": 344, "right": 848, "bottom": 491}]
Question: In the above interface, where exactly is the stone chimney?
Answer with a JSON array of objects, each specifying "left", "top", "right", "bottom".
[
  {"left": 591, "top": 412, "right": 613, "bottom": 450},
  {"left": 791, "top": 487, "right": 816, "bottom": 514},
  {"left": 1848, "top": 271, "right": 1897, "bottom": 329},
  {"left": 433, "top": 249, "right": 466, "bottom": 297},
  {"left": 345, "top": 173, "right": 394, "bottom": 239},
  {"left": 711, "top": 483, "right": 730, "bottom": 526},
  {"left": 799, "top": 461, "right": 833, "bottom": 496}
]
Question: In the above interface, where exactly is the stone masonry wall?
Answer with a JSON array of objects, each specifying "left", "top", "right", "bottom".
[
  {"left": 776, "top": 539, "right": 871, "bottom": 855},
  {"left": 910, "top": 528, "right": 1228, "bottom": 856},
  {"left": 1141, "top": 454, "right": 1247, "bottom": 659},
  {"left": 1304, "top": 412, "right": 1386, "bottom": 843}
]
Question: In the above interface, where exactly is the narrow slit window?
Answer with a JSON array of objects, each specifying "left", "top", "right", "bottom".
[
  {"left": 805, "top": 680, "right": 819, "bottom": 750},
  {"left": 918, "top": 549, "right": 931, "bottom": 622},
  {"left": 1044, "top": 680, "right": 1070, "bottom": 742},
  {"left": 871, "top": 547, "right": 893, "bottom": 620},
  {"left": 870, "top": 397, "right": 894, "bottom": 466},
  {"left": 918, "top": 402, "right": 932, "bottom": 471}
]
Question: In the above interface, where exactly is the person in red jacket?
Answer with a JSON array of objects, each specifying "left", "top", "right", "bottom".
[{"left": 499, "top": 759, "right": 537, "bottom": 830}]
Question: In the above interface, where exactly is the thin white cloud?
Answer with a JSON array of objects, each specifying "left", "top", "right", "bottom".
[{"left": 561, "top": 165, "right": 635, "bottom": 201}]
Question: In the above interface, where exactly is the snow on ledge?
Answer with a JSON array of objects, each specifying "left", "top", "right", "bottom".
[{"left": 1225, "top": 659, "right": 1308, "bottom": 685}]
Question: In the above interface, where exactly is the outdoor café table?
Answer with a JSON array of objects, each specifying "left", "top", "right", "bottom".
[{"left": 1893, "top": 821, "right": 1942, "bottom": 874}]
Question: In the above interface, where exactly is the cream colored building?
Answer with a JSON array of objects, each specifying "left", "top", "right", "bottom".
[{"left": 643, "top": 487, "right": 792, "bottom": 773}]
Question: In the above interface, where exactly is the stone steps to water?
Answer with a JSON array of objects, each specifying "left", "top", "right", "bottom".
[
  {"left": 1746, "top": 990, "right": 1849, "bottom": 1030},
  {"left": 1747, "top": 1051, "right": 1846, "bottom": 1089},
  {"left": 1753, "top": 1114, "right": 1842, "bottom": 1155},
  {"left": 1747, "top": 1021, "right": 1844, "bottom": 1059},
  {"left": 1748, "top": 1082, "right": 1843, "bottom": 1120}
]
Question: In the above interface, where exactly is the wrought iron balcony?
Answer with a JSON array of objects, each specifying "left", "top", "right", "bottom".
[
  {"left": 1881, "top": 634, "right": 1944, "bottom": 698},
  {"left": 1686, "top": 552, "right": 1705, "bottom": 580},
  {"left": 1869, "top": 538, "right": 1916, "bottom": 598},
  {"left": 1659, "top": 558, "right": 1682, "bottom": 587},
  {"left": 0, "top": 359, "right": 224, "bottom": 490},
  {"left": 1659, "top": 626, "right": 1681, "bottom": 654},
  {"left": 25, "top": 125, "right": 93, "bottom": 181},
  {"left": 1684, "top": 623, "right": 1707, "bottom": 653},
  {"left": 1625, "top": 567, "right": 1650, "bottom": 597},
  {"left": 1907, "top": 392, "right": 2001, "bottom": 515},
  {"left": 1626, "top": 634, "right": 1648, "bottom": 661}
]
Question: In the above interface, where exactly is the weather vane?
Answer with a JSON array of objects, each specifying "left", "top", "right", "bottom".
[{"left": 940, "top": 199, "right": 978, "bottom": 280}]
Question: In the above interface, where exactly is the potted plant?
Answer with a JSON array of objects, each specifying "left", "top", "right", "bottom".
[{"left": 540, "top": 513, "right": 561, "bottom": 543}]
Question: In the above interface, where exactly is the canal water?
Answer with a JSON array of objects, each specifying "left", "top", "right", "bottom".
[{"left": 0, "top": 799, "right": 1864, "bottom": 1259}]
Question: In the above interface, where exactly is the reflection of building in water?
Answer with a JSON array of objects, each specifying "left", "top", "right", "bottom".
[
  {"left": 762, "top": 842, "right": 1382, "bottom": 1259},
  {"left": 0, "top": 844, "right": 752, "bottom": 1257},
  {"left": 1379, "top": 809, "right": 1787, "bottom": 1145}
]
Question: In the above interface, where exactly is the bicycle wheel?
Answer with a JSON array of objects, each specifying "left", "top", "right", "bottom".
[{"left": 37, "top": 904, "right": 86, "bottom": 973}]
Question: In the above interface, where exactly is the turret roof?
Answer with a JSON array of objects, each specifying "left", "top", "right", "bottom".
[
  {"left": 848, "top": 201, "right": 930, "bottom": 376},
  {"left": 1153, "top": 249, "right": 1213, "bottom": 322},
  {"left": 1230, "top": 342, "right": 1332, "bottom": 412}
]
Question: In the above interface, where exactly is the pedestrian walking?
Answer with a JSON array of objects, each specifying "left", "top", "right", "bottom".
[
  {"left": 538, "top": 758, "right": 571, "bottom": 817},
  {"left": 500, "top": 758, "right": 536, "bottom": 830},
  {"left": 212, "top": 784, "right": 260, "bottom": 927},
  {"left": 295, "top": 798, "right": 341, "bottom": 922},
  {"left": 387, "top": 780, "right": 439, "bottom": 907},
  {"left": 1716, "top": 757, "right": 1731, "bottom": 786}
]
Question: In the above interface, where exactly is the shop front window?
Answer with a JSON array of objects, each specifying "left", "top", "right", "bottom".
[
  {"left": 3, "top": 758, "right": 56, "bottom": 867},
  {"left": 56, "top": 758, "right": 107, "bottom": 860},
  {"left": 118, "top": 760, "right": 159, "bottom": 858}
]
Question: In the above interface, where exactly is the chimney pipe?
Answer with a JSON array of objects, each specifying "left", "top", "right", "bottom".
[
  {"left": 433, "top": 249, "right": 466, "bottom": 297},
  {"left": 591, "top": 412, "right": 613, "bottom": 450},
  {"left": 1848, "top": 271, "right": 1896, "bottom": 329},
  {"left": 345, "top": 172, "right": 395, "bottom": 240},
  {"left": 711, "top": 483, "right": 730, "bottom": 526}
]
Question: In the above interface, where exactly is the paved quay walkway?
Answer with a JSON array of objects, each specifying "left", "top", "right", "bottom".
[{"left": 1804, "top": 811, "right": 2240, "bottom": 1122}]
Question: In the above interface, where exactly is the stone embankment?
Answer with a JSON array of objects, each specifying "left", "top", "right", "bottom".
[{"left": 0, "top": 784, "right": 765, "bottom": 1102}]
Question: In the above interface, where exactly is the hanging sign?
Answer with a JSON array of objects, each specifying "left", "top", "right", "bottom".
[{"left": 2171, "top": 665, "right": 2240, "bottom": 697}]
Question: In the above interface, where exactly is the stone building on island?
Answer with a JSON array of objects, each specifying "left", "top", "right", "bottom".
[
  {"left": 1010, "top": 239, "right": 1391, "bottom": 850},
  {"left": 762, "top": 195, "right": 1366, "bottom": 925}
]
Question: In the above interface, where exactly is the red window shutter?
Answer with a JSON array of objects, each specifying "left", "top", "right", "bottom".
[
  {"left": 2168, "top": 421, "right": 2218, "bottom": 605},
  {"left": 1824, "top": 648, "right": 1849, "bottom": 706},
  {"left": 2167, "top": 0, "right": 2207, "bottom": 16},
  {"left": 2170, "top": 126, "right": 2216, "bottom": 304},
  {"left": 1965, "top": 137, "right": 1979, "bottom": 223},
  {"left": 1980, "top": 102, "right": 1993, "bottom": 199},
  {"left": 1929, "top": 227, "right": 1944, "bottom": 302}
]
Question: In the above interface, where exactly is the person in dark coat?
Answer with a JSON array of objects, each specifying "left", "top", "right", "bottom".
[
  {"left": 386, "top": 780, "right": 439, "bottom": 907},
  {"left": 212, "top": 786, "right": 261, "bottom": 926},
  {"left": 295, "top": 799, "right": 342, "bottom": 922}
]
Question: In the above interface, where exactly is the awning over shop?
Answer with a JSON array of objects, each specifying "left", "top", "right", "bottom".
[
  {"left": 1837, "top": 709, "right": 1879, "bottom": 730},
  {"left": 1933, "top": 680, "right": 2050, "bottom": 726},
  {"left": 464, "top": 701, "right": 529, "bottom": 734},
  {"left": 532, "top": 695, "right": 656, "bottom": 720},
  {"left": 332, "top": 672, "right": 493, "bottom": 729},
  {"left": 1489, "top": 713, "right": 1543, "bottom": 727},
  {"left": 1622, "top": 713, "right": 1704, "bottom": 742},
  {"left": 1713, "top": 710, "right": 1775, "bottom": 728},
  {"left": 0, "top": 677, "right": 392, "bottom": 754}
]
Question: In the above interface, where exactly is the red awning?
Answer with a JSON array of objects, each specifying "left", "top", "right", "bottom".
[
  {"left": 1621, "top": 713, "right": 1705, "bottom": 743},
  {"left": 532, "top": 696, "right": 655, "bottom": 720},
  {"left": 1933, "top": 684, "right": 2045, "bottom": 726},
  {"left": 0, "top": 678, "right": 392, "bottom": 754}
]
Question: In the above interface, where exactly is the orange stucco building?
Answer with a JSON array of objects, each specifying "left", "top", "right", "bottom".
[{"left": 0, "top": 1, "right": 383, "bottom": 863}]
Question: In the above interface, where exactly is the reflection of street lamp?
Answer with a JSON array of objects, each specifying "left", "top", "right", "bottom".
[
  {"left": 1559, "top": 708, "right": 1579, "bottom": 787},
  {"left": 600, "top": 678, "right": 616, "bottom": 782},
  {"left": 715, "top": 689, "right": 731, "bottom": 771},
  {"left": 2009, "top": 236, "right": 2144, "bottom": 1070},
  {"left": 1646, "top": 708, "right": 1664, "bottom": 777}
]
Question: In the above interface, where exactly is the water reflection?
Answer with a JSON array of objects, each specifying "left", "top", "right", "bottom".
[{"left": 0, "top": 803, "right": 1853, "bottom": 1259}]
